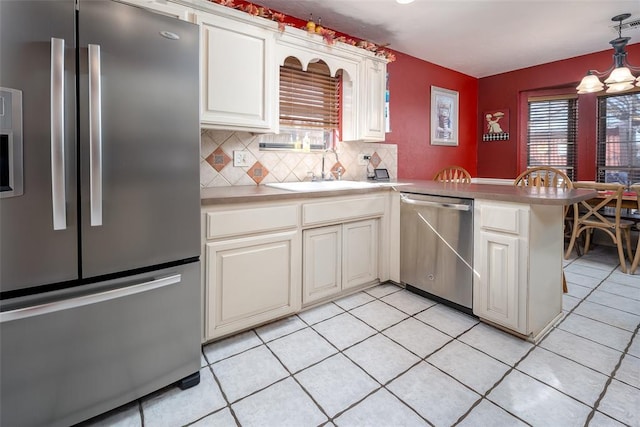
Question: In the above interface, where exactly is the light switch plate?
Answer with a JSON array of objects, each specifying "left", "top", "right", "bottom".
[
  {"left": 358, "top": 153, "right": 371, "bottom": 166},
  {"left": 233, "top": 150, "right": 251, "bottom": 167}
]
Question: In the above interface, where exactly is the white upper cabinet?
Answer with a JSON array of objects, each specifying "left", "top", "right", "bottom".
[
  {"left": 121, "top": 0, "right": 193, "bottom": 20},
  {"left": 274, "top": 29, "right": 386, "bottom": 142},
  {"left": 359, "top": 57, "right": 387, "bottom": 141},
  {"left": 273, "top": 31, "right": 359, "bottom": 142},
  {"left": 195, "top": 9, "right": 277, "bottom": 132},
  {"left": 141, "top": 0, "right": 388, "bottom": 138}
]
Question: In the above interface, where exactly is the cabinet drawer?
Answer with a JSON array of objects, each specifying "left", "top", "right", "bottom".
[
  {"left": 302, "top": 196, "right": 385, "bottom": 226},
  {"left": 206, "top": 204, "right": 298, "bottom": 239},
  {"left": 478, "top": 203, "right": 525, "bottom": 235}
]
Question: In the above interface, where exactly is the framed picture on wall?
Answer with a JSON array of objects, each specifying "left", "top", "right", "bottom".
[
  {"left": 430, "top": 86, "right": 459, "bottom": 146},
  {"left": 482, "top": 108, "right": 510, "bottom": 141}
]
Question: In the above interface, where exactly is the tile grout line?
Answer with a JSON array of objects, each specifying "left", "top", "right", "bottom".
[
  {"left": 349, "top": 290, "right": 497, "bottom": 426},
  {"left": 197, "top": 264, "right": 636, "bottom": 427},
  {"left": 87, "top": 248, "right": 636, "bottom": 425},
  {"left": 454, "top": 261, "right": 621, "bottom": 426},
  {"left": 259, "top": 297, "right": 429, "bottom": 425},
  {"left": 549, "top": 261, "right": 640, "bottom": 427},
  {"left": 583, "top": 322, "right": 640, "bottom": 427},
  {"left": 305, "top": 287, "right": 456, "bottom": 425},
  {"left": 331, "top": 288, "right": 477, "bottom": 425},
  {"left": 260, "top": 354, "right": 333, "bottom": 426},
  {"left": 342, "top": 288, "right": 515, "bottom": 426},
  {"left": 138, "top": 400, "right": 145, "bottom": 427}
]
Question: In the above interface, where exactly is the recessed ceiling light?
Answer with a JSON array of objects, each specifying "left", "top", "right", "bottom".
[{"left": 396, "top": 0, "right": 415, "bottom": 4}]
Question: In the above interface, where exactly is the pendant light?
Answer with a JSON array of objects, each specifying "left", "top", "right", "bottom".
[{"left": 576, "top": 13, "right": 640, "bottom": 94}]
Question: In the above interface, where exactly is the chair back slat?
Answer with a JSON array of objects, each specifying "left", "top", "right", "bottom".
[
  {"left": 567, "top": 181, "right": 631, "bottom": 273},
  {"left": 573, "top": 182, "right": 624, "bottom": 228},
  {"left": 433, "top": 166, "right": 471, "bottom": 183},
  {"left": 514, "top": 166, "right": 573, "bottom": 190},
  {"left": 630, "top": 184, "right": 640, "bottom": 210}
]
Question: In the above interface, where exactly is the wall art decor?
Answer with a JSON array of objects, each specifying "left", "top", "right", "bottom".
[
  {"left": 430, "top": 86, "right": 458, "bottom": 146},
  {"left": 482, "top": 108, "right": 510, "bottom": 141}
]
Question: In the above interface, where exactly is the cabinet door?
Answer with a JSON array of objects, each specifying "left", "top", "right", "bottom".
[
  {"left": 343, "top": 219, "right": 379, "bottom": 290},
  {"left": 205, "top": 230, "right": 300, "bottom": 340},
  {"left": 474, "top": 231, "right": 525, "bottom": 333},
  {"left": 303, "top": 225, "right": 342, "bottom": 304},
  {"left": 359, "top": 58, "right": 386, "bottom": 141},
  {"left": 196, "top": 11, "right": 276, "bottom": 132},
  {"left": 121, "top": 0, "right": 192, "bottom": 20}
]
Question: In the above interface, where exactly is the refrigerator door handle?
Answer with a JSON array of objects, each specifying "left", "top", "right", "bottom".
[
  {"left": 51, "top": 37, "right": 67, "bottom": 230},
  {"left": 0, "top": 274, "right": 182, "bottom": 323},
  {"left": 89, "top": 44, "right": 103, "bottom": 226}
]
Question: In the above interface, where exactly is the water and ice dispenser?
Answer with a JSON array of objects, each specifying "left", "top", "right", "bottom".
[{"left": 0, "top": 87, "right": 23, "bottom": 198}]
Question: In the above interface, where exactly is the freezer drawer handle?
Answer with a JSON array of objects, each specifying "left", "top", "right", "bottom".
[
  {"left": 0, "top": 274, "right": 182, "bottom": 323},
  {"left": 51, "top": 38, "right": 67, "bottom": 230},
  {"left": 401, "top": 196, "right": 471, "bottom": 211},
  {"left": 89, "top": 44, "right": 103, "bottom": 226}
]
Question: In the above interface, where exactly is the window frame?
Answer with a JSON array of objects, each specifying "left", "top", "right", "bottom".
[
  {"left": 524, "top": 94, "right": 579, "bottom": 181},
  {"left": 259, "top": 57, "right": 341, "bottom": 152},
  {"left": 595, "top": 91, "right": 640, "bottom": 188}
]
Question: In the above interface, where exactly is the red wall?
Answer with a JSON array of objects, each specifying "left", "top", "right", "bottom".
[
  {"left": 386, "top": 52, "right": 479, "bottom": 180},
  {"left": 477, "top": 43, "right": 640, "bottom": 179}
]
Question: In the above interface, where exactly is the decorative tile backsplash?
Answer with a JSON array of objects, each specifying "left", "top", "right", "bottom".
[{"left": 200, "top": 129, "right": 398, "bottom": 187}]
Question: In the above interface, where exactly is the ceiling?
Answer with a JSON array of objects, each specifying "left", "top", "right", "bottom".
[{"left": 252, "top": 0, "right": 640, "bottom": 78}]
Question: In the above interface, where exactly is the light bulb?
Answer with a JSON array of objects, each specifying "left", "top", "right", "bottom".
[
  {"left": 606, "top": 81, "right": 635, "bottom": 93},
  {"left": 576, "top": 74, "right": 604, "bottom": 94},
  {"left": 604, "top": 67, "right": 635, "bottom": 84}
]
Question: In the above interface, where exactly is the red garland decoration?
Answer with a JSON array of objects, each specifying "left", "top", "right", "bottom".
[{"left": 206, "top": 0, "right": 396, "bottom": 62}]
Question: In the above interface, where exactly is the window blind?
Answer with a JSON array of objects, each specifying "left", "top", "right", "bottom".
[
  {"left": 279, "top": 57, "right": 340, "bottom": 131},
  {"left": 596, "top": 92, "right": 640, "bottom": 187},
  {"left": 527, "top": 98, "right": 578, "bottom": 180}
]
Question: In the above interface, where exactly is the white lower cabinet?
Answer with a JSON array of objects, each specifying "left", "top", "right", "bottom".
[
  {"left": 473, "top": 199, "right": 563, "bottom": 341},
  {"left": 475, "top": 229, "right": 524, "bottom": 333},
  {"left": 303, "top": 225, "right": 342, "bottom": 303},
  {"left": 343, "top": 219, "right": 379, "bottom": 289},
  {"left": 303, "top": 219, "right": 379, "bottom": 305},
  {"left": 202, "top": 203, "right": 300, "bottom": 341},
  {"left": 204, "top": 230, "right": 300, "bottom": 340},
  {"left": 202, "top": 193, "right": 387, "bottom": 342}
]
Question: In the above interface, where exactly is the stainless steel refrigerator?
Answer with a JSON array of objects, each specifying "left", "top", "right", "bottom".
[{"left": 0, "top": 1, "right": 202, "bottom": 426}]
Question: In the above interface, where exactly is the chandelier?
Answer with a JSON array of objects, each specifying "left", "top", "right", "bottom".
[{"left": 576, "top": 13, "right": 640, "bottom": 94}]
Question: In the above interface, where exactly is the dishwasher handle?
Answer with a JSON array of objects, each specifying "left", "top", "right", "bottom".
[{"left": 401, "top": 196, "right": 471, "bottom": 211}]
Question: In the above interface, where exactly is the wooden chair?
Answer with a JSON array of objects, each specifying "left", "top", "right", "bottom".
[
  {"left": 566, "top": 182, "right": 634, "bottom": 274},
  {"left": 513, "top": 166, "right": 572, "bottom": 190},
  {"left": 513, "top": 166, "right": 573, "bottom": 292},
  {"left": 433, "top": 166, "right": 471, "bottom": 183},
  {"left": 627, "top": 184, "right": 640, "bottom": 274},
  {"left": 515, "top": 166, "right": 575, "bottom": 250}
]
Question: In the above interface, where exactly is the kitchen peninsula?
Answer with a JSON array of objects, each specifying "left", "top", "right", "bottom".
[{"left": 201, "top": 182, "right": 596, "bottom": 343}]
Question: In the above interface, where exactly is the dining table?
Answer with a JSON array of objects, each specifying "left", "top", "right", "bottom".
[{"left": 574, "top": 181, "right": 638, "bottom": 210}]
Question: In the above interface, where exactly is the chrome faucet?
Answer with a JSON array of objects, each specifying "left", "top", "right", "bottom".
[{"left": 321, "top": 147, "right": 340, "bottom": 180}]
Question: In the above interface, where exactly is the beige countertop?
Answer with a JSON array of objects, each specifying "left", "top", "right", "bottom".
[
  {"left": 200, "top": 183, "right": 393, "bottom": 205},
  {"left": 398, "top": 181, "right": 596, "bottom": 205},
  {"left": 201, "top": 180, "right": 597, "bottom": 206}
]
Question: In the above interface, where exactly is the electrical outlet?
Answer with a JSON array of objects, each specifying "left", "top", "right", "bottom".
[
  {"left": 233, "top": 150, "right": 251, "bottom": 167},
  {"left": 358, "top": 153, "right": 371, "bottom": 166}
]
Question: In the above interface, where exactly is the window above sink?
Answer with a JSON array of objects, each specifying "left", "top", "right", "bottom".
[{"left": 259, "top": 56, "right": 348, "bottom": 152}]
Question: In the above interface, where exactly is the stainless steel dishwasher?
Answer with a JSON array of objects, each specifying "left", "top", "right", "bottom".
[{"left": 400, "top": 193, "right": 474, "bottom": 314}]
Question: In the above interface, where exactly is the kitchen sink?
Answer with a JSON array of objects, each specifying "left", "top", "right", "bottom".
[{"left": 266, "top": 180, "right": 382, "bottom": 192}]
